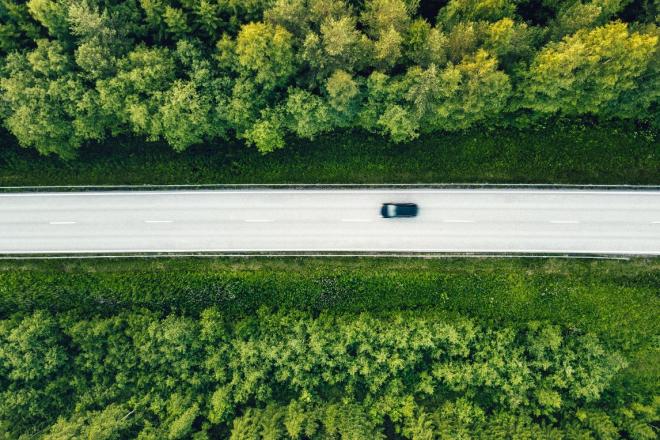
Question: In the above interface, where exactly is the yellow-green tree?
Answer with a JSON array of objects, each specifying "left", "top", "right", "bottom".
[
  {"left": 235, "top": 22, "right": 296, "bottom": 90},
  {"left": 523, "top": 22, "right": 657, "bottom": 116}
]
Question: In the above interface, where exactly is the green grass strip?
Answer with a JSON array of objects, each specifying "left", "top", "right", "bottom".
[
  {"left": 0, "top": 257, "right": 656, "bottom": 348},
  {"left": 1, "top": 256, "right": 657, "bottom": 398},
  {"left": 1, "top": 124, "right": 658, "bottom": 186}
]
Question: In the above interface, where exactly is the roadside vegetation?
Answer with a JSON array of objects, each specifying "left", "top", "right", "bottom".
[
  {"left": 0, "top": 257, "right": 657, "bottom": 438},
  {"left": 0, "top": 0, "right": 657, "bottom": 158},
  {"left": 1, "top": 123, "right": 658, "bottom": 186}
]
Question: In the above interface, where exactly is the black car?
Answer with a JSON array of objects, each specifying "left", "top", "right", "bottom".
[{"left": 381, "top": 203, "right": 419, "bottom": 218}]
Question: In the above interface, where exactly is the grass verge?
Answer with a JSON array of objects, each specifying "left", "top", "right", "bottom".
[
  {"left": 1, "top": 256, "right": 657, "bottom": 401},
  {"left": 1, "top": 123, "right": 658, "bottom": 186},
  {"left": 1, "top": 257, "right": 656, "bottom": 345}
]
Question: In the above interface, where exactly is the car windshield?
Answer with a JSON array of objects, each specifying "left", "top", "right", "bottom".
[{"left": 388, "top": 205, "right": 397, "bottom": 216}]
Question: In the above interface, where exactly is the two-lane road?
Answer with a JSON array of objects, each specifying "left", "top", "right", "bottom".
[{"left": 1, "top": 189, "right": 659, "bottom": 255}]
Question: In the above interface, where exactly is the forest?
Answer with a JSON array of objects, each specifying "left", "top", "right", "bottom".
[
  {"left": 0, "top": 257, "right": 657, "bottom": 439},
  {"left": 0, "top": 308, "right": 656, "bottom": 439},
  {"left": 0, "top": 0, "right": 658, "bottom": 158}
]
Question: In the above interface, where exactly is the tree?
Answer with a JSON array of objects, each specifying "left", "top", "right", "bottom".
[
  {"left": 302, "top": 15, "right": 372, "bottom": 82},
  {"left": 373, "top": 25, "right": 404, "bottom": 70},
  {"left": 438, "top": 0, "right": 517, "bottom": 27},
  {"left": 235, "top": 21, "right": 296, "bottom": 89},
  {"left": 523, "top": 22, "right": 658, "bottom": 117},
  {"left": 361, "top": 0, "right": 412, "bottom": 71},
  {"left": 26, "top": 0, "right": 69, "bottom": 40},
  {"left": 226, "top": 78, "right": 267, "bottom": 134},
  {"left": 549, "top": 0, "right": 630, "bottom": 40},
  {"left": 163, "top": 5, "right": 189, "bottom": 38},
  {"left": 43, "top": 404, "right": 134, "bottom": 440},
  {"left": 67, "top": 0, "right": 123, "bottom": 80},
  {"left": 265, "top": 0, "right": 351, "bottom": 38},
  {"left": 284, "top": 87, "right": 334, "bottom": 139},
  {"left": 158, "top": 80, "right": 214, "bottom": 150},
  {"left": 361, "top": 0, "right": 413, "bottom": 37},
  {"left": 243, "top": 107, "right": 286, "bottom": 152},
  {"left": 325, "top": 69, "right": 363, "bottom": 126},
  {"left": 482, "top": 18, "right": 541, "bottom": 71},
  {"left": 0, "top": 39, "right": 98, "bottom": 157},
  {"left": 193, "top": 0, "right": 220, "bottom": 37},
  {"left": 0, "top": 0, "right": 657, "bottom": 157},
  {"left": 358, "top": 70, "right": 398, "bottom": 133},
  {"left": 138, "top": 0, "right": 168, "bottom": 42},
  {"left": 0, "top": 311, "right": 71, "bottom": 436},
  {"left": 96, "top": 45, "right": 176, "bottom": 140},
  {"left": 378, "top": 103, "right": 419, "bottom": 142},
  {"left": 445, "top": 21, "right": 479, "bottom": 63},
  {"left": 599, "top": 26, "right": 659, "bottom": 127},
  {"left": 404, "top": 50, "right": 512, "bottom": 132},
  {"left": 0, "top": 309, "right": 647, "bottom": 438},
  {"left": 404, "top": 19, "right": 448, "bottom": 67},
  {"left": 0, "top": 0, "right": 42, "bottom": 54},
  {"left": 155, "top": 41, "right": 231, "bottom": 150}
]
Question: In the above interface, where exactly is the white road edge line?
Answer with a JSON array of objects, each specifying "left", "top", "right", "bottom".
[
  {"left": 0, "top": 254, "right": 633, "bottom": 261},
  {"left": 550, "top": 220, "right": 580, "bottom": 224},
  {"left": 144, "top": 220, "right": 173, "bottom": 223},
  {"left": 244, "top": 219, "right": 274, "bottom": 223},
  {"left": 0, "top": 248, "right": 657, "bottom": 255},
  {"left": 443, "top": 220, "right": 475, "bottom": 223},
  {"left": 2, "top": 190, "right": 660, "bottom": 197},
  {"left": 49, "top": 221, "right": 76, "bottom": 225},
  {"left": 341, "top": 219, "right": 372, "bottom": 222}
]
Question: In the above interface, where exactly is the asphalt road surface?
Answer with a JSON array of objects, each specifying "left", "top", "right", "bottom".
[{"left": 1, "top": 189, "right": 659, "bottom": 255}]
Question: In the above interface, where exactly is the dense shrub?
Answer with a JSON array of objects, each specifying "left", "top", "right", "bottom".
[
  {"left": 1, "top": 258, "right": 657, "bottom": 352},
  {"left": 0, "top": 308, "right": 656, "bottom": 439},
  {"left": 0, "top": 0, "right": 657, "bottom": 157},
  {"left": 1, "top": 123, "right": 658, "bottom": 186}
]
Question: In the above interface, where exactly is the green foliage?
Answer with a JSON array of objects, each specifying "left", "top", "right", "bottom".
[
  {"left": 325, "top": 69, "right": 363, "bottom": 126},
  {"left": 244, "top": 107, "right": 286, "bottom": 153},
  {"left": 284, "top": 87, "right": 334, "bottom": 139},
  {"left": 523, "top": 22, "right": 658, "bottom": 117},
  {"left": 97, "top": 45, "right": 176, "bottom": 139},
  {"left": 438, "top": 0, "right": 517, "bottom": 26},
  {"left": 235, "top": 22, "right": 296, "bottom": 89},
  {"left": 0, "top": 39, "right": 95, "bottom": 158},
  {"left": 0, "top": 310, "right": 71, "bottom": 436},
  {"left": 26, "top": 0, "right": 69, "bottom": 39},
  {"left": 42, "top": 404, "right": 134, "bottom": 440},
  {"left": 548, "top": 0, "right": 629, "bottom": 40},
  {"left": 0, "top": 122, "right": 657, "bottom": 185},
  {"left": 156, "top": 41, "right": 230, "bottom": 150},
  {"left": 0, "top": 257, "right": 657, "bottom": 357},
  {"left": 444, "top": 21, "right": 479, "bottom": 63},
  {"left": 302, "top": 15, "right": 372, "bottom": 81},
  {"left": 404, "top": 19, "right": 448, "bottom": 67},
  {"left": 0, "top": 0, "right": 656, "bottom": 157},
  {"left": 0, "top": 308, "right": 652, "bottom": 439},
  {"left": 0, "top": 0, "right": 42, "bottom": 53},
  {"left": 482, "top": 18, "right": 541, "bottom": 71},
  {"left": 362, "top": 0, "right": 413, "bottom": 36}
]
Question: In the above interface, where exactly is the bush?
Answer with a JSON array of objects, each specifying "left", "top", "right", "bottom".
[{"left": 1, "top": 308, "right": 655, "bottom": 439}]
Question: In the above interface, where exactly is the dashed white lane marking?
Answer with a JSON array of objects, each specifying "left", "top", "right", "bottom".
[
  {"left": 443, "top": 219, "right": 475, "bottom": 223},
  {"left": 244, "top": 219, "right": 274, "bottom": 223},
  {"left": 49, "top": 221, "right": 76, "bottom": 225},
  {"left": 144, "top": 220, "right": 173, "bottom": 223},
  {"left": 651, "top": 221, "right": 660, "bottom": 224},
  {"left": 341, "top": 219, "right": 372, "bottom": 222},
  {"left": 550, "top": 220, "right": 580, "bottom": 224}
]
